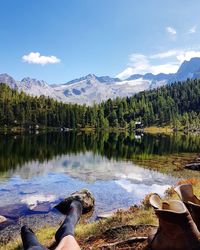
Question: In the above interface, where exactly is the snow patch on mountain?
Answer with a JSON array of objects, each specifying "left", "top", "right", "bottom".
[{"left": 1, "top": 57, "right": 200, "bottom": 105}]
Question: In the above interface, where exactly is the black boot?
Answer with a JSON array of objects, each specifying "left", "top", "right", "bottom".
[
  {"left": 21, "top": 226, "right": 47, "bottom": 250},
  {"left": 55, "top": 200, "right": 82, "bottom": 243}
]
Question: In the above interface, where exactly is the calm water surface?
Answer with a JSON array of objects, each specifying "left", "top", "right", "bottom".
[{"left": 0, "top": 132, "right": 200, "bottom": 220}]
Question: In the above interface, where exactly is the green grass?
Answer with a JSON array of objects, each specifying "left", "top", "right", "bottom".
[
  {"left": 1, "top": 151, "right": 200, "bottom": 249},
  {"left": 2, "top": 177, "right": 200, "bottom": 250},
  {"left": 0, "top": 206, "right": 158, "bottom": 250},
  {"left": 132, "top": 152, "right": 200, "bottom": 179},
  {"left": 143, "top": 126, "right": 173, "bottom": 134}
]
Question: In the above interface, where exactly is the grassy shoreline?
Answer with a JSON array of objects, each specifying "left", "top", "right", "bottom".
[
  {"left": 1, "top": 125, "right": 200, "bottom": 136},
  {"left": 143, "top": 126, "right": 173, "bottom": 134},
  {"left": 1, "top": 149, "right": 200, "bottom": 250},
  {"left": 1, "top": 129, "right": 200, "bottom": 249},
  {"left": 2, "top": 178, "right": 200, "bottom": 250}
]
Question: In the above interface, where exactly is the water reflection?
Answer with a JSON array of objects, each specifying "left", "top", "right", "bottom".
[
  {"left": 0, "top": 131, "right": 199, "bottom": 218},
  {"left": 1, "top": 132, "right": 200, "bottom": 177}
]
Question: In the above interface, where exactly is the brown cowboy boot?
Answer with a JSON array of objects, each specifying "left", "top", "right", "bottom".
[
  {"left": 175, "top": 184, "right": 200, "bottom": 231},
  {"left": 148, "top": 193, "right": 200, "bottom": 250}
]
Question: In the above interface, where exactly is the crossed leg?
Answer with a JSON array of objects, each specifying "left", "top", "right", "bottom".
[
  {"left": 21, "top": 200, "right": 82, "bottom": 250},
  {"left": 55, "top": 235, "right": 80, "bottom": 250}
]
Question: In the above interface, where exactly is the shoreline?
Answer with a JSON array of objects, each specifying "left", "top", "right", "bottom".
[
  {"left": 2, "top": 178, "right": 200, "bottom": 249},
  {"left": 1, "top": 125, "right": 200, "bottom": 136},
  {"left": 0, "top": 132, "right": 200, "bottom": 249}
]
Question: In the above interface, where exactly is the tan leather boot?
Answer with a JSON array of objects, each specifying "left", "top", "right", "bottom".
[
  {"left": 175, "top": 184, "right": 200, "bottom": 231},
  {"left": 148, "top": 193, "right": 200, "bottom": 250}
]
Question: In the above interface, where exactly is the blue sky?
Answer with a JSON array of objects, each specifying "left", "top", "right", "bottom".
[{"left": 1, "top": 0, "right": 200, "bottom": 84}]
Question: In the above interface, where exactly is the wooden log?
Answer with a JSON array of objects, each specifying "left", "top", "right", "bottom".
[
  {"left": 99, "top": 236, "right": 147, "bottom": 249},
  {"left": 185, "top": 163, "right": 200, "bottom": 171}
]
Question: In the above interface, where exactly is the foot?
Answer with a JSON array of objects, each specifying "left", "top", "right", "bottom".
[
  {"left": 21, "top": 226, "right": 47, "bottom": 250},
  {"left": 55, "top": 200, "right": 82, "bottom": 243},
  {"left": 55, "top": 189, "right": 95, "bottom": 215}
]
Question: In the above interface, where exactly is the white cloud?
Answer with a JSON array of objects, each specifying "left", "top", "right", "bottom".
[
  {"left": 116, "top": 49, "right": 200, "bottom": 79},
  {"left": 22, "top": 52, "right": 61, "bottom": 65},
  {"left": 117, "top": 67, "right": 136, "bottom": 79},
  {"left": 188, "top": 26, "right": 196, "bottom": 34},
  {"left": 117, "top": 54, "right": 149, "bottom": 79},
  {"left": 151, "top": 49, "right": 200, "bottom": 63},
  {"left": 128, "top": 53, "right": 149, "bottom": 72},
  {"left": 150, "top": 50, "right": 180, "bottom": 59},
  {"left": 116, "top": 53, "right": 179, "bottom": 79},
  {"left": 166, "top": 26, "right": 177, "bottom": 35},
  {"left": 177, "top": 50, "right": 200, "bottom": 63},
  {"left": 150, "top": 63, "right": 179, "bottom": 75}
]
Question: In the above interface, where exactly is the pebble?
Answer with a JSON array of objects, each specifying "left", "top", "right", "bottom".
[
  {"left": 0, "top": 215, "right": 7, "bottom": 223},
  {"left": 97, "top": 211, "right": 116, "bottom": 219}
]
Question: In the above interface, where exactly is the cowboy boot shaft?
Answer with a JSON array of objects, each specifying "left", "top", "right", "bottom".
[
  {"left": 148, "top": 194, "right": 200, "bottom": 250},
  {"left": 175, "top": 184, "right": 200, "bottom": 230},
  {"left": 154, "top": 209, "right": 200, "bottom": 250}
]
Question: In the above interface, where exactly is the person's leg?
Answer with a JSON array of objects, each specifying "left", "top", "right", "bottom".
[
  {"left": 21, "top": 226, "right": 47, "bottom": 250},
  {"left": 55, "top": 200, "right": 82, "bottom": 250},
  {"left": 55, "top": 235, "right": 81, "bottom": 250}
]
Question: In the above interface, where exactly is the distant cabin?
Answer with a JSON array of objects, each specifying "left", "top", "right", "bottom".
[{"left": 135, "top": 122, "right": 143, "bottom": 129}]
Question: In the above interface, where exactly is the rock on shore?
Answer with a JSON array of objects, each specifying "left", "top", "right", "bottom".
[{"left": 0, "top": 215, "right": 7, "bottom": 223}]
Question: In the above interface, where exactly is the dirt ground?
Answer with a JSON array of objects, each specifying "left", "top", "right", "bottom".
[{"left": 79, "top": 224, "right": 156, "bottom": 250}]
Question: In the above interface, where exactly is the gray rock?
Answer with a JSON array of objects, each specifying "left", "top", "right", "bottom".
[{"left": 55, "top": 189, "right": 95, "bottom": 214}]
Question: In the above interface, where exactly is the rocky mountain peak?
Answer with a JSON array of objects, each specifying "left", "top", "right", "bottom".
[
  {"left": 1, "top": 57, "right": 200, "bottom": 105},
  {"left": 21, "top": 77, "right": 48, "bottom": 88},
  {"left": 0, "top": 73, "right": 18, "bottom": 88},
  {"left": 176, "top": 57, "right": 200, "bottom": 81}
]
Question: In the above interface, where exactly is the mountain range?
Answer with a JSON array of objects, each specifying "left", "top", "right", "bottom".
[{"left": 1, "top": 57, "right": 200, "bottom": 105}]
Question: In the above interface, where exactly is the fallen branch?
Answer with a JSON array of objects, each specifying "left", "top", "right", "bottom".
[{"left": 99, "top": 236, "right": 148, "bottom": 249}]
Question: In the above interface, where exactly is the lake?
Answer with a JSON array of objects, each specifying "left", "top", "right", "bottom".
[{"left": 0, "top": 131, "right": 200, "bottom": 223}]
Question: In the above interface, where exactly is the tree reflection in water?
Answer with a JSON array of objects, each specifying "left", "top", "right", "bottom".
[{"left": 1, "top": 132, "right": 200, "bottom": 176}]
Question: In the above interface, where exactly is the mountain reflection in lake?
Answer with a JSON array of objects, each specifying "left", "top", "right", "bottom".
[{"left": 1, "top": 131, "right": 200, "bottom": 218}]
